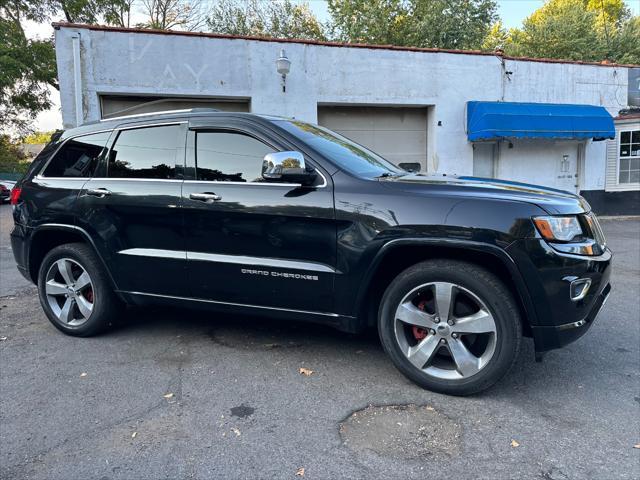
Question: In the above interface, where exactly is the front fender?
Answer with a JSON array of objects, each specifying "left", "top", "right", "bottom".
[{"left": 351, "top": 238, "right": 538, "bottom": 331}]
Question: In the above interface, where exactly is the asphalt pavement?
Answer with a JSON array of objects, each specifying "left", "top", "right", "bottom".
[{"left": 0, "top": 204, "right": 638, "bottom": 479}]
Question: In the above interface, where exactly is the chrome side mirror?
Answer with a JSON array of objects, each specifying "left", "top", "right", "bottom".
[{"left": 262, "top": 151, "right": 313, "bottom": 183}]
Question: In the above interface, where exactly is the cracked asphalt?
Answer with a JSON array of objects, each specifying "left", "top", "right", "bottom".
[{"left": 0, "top": 204, "right": 639, "bottom": 480}]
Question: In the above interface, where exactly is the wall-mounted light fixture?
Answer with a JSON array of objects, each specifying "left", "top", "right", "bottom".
[{"left": 276, "top": 49, "right": 291, "bottom": 93}]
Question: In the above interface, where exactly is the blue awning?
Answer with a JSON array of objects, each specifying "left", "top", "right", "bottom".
[{"left": 466, "top": 101, "right": 615, "bottom": 141}]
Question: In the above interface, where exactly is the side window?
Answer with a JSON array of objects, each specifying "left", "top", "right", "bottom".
[
  {"left": 41, "top": 132, "right": 109, "bottom": 177},
  {"left": 195, "top": 131, "right": 274, "bottom": 182},
  {"left": 108, "top": 125, "right": 181, "bottom": 179}
]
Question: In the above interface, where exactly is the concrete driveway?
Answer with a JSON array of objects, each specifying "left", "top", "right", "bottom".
[{"left": 0, "top": 204, "right": 638, "bottom": 479}]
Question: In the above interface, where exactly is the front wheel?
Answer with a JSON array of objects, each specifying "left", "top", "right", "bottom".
[{"left": 378, "top": 260, "right": 521, "bottom": 395}]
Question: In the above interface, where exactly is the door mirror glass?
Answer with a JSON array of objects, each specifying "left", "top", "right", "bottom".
[{"left": 262, "top": 151, "right": 315, "bottom": 184}]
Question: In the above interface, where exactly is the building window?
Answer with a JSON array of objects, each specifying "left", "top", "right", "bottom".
[{"left": 619, "top": 130, "right": 640, "bottom": 184}]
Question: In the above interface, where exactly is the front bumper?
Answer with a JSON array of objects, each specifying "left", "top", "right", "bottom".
[
  {"left": 506, "top": 238, "right": 612, "bottom": 352},
  {"left": 530, "top": 283, "right": 611, "bottom": 351}
]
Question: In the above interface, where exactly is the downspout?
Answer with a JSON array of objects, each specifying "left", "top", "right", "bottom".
[{"left": 71, "top": 33, "right": 83, "bottom": 127}]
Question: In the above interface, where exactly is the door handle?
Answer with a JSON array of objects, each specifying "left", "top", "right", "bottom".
[
  {"left": 86, "top": 188, "right": 111, "bottom": 197},
  {"left": 190, "top": 192, "right": 222, "bottom": 203}
]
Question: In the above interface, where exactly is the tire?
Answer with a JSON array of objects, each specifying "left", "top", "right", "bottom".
[
  {"left": 37, "top": 243, "right": 122, "bottom": 337},
  {"left": 378, "top": 259, "right": 521, "bottom": 395}
]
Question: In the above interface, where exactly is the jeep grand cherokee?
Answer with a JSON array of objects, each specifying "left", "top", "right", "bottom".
[{"left": 10, "top": 109, "right": 612, "bottom": 395}]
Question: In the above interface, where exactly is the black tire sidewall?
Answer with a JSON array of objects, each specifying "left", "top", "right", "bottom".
[
  {"left": 379, "top": 260, "right": 521, "bottom": 395},
  {"left": 38, "top": 243, "right": 115, "bottom": 337}
]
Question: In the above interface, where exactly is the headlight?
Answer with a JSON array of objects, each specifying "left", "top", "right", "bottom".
[{"left": 533, "top": 216, "right": 583, "bottom": 242}]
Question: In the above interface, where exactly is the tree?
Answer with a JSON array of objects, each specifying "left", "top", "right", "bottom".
[
  {"left": 481, "top": 21, "right": 511, "bottom": 52},
  {"left": 409, "top": 0, "right": 498, "bottom": 49},
  {"left": 104, "top": 0, "right": 135, "bottom": 27},
  {"left": 326, "top": 0, "right": 411, "bottom": 45},
  {"left": 207, "top": 0, "right": 326, "bottom": 40},
  {"left": 508, "top": 0, "right": 603, "bottom": 61},
  {"left": 327, "top": 0, "right": 498, "bottom": 50},
  {"left": 23, "top": 130, "right": 55, "bottom": 144},
  {"left": 501, "top": 0, "right": 639, "bottom": 63},
  {"left": 0, "top": 3, "right": 57, "bottom": 135},
  {"left": 139, "top": 0, "right": 206, "bottom": 31}
]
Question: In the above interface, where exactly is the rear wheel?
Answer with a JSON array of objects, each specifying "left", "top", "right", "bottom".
[
  {"left": 378, "top": 260, "right": 521, "bottom": 395},
  {"left": 38, "top": 243, "right": 122, "bottom": 336}
]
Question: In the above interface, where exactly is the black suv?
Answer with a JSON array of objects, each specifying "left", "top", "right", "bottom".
[{"left": 10, "top": 110, "right": 612, "bottom": 395}]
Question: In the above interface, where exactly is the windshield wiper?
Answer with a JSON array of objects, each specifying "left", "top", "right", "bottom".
[{"left": 375, "top": 172, "right": 407, "bottom": 179}]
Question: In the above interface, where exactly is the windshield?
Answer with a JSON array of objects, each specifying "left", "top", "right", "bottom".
[{"left": 274, "top": 120, "right": 405, "bottom": 178}]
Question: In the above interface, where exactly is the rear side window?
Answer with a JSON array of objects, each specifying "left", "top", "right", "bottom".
[
  {"left": 107, "top": 125, "right": 181, "bottom": 179},
  {"left": 195, "top": 131, "right": 274, "bottom": 182},
  {"left": 41, "top": 132, "right": 109, "bottom": 177}
]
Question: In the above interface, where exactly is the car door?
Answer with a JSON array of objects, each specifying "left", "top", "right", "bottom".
[
  {"left": 76, "top": 121, "right": 188, "bottom": 296},
  {"left": 182, "top": 118, "right": 337, "bottom": 314}
]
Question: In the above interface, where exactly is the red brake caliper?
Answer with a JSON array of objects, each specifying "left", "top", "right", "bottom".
[
  {"left": 412, "top": 300, "right": 428, "bottom": 340},
  {"left": 85, "top": 288, "right": 94, "bottom": 303}
]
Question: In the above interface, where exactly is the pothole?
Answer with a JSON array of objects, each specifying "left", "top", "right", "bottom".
[{"left": 339, "top": 404, "right": 462, "bottom": 460}]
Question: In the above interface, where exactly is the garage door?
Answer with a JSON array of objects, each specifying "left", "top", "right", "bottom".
[
  {"left": 317, "top": 106, "right": 428, "bottom": 171},
  {"left": 100, "top": 95, "right": 250, "bottom": 119}
]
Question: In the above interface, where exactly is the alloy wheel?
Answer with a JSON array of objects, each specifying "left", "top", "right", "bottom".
[
  {"left": 393, "top": 282, "right": 497, "bottom": 380},
  {"left": 45, "top": 258, "right": 95, "bottom": 327}
]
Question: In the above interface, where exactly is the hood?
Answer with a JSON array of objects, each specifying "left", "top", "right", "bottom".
[{"left": 379, "top": 174, "right": 590, "bottom": 215}]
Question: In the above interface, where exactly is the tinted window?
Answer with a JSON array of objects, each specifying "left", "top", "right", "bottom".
[
  {"left": 108, "top": 125, "right": 180, "bottom": 179},
  {"left": 42, "top": 132, "right": 109, "bottom": 177},
  {"left": 196, "top": 131, "right": 274, "bottom": 182},
  {"left": 275, "top": 120, "right": 404, "bottom": 178}
]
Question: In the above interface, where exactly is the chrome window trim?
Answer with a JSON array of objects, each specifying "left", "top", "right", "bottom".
[
  {"left": 118, "top": 248, "right": 336, "bottom": 273},
  {"left": 88, "top": 178, "right": 184, "bottom": 183},
  {"left": 183, "top": 180, "right": 301, "bottom": 187},
  {"left": 123, "top": 291, "right": 340, "bottom": 318},
  {"left": 35, "top": 176, "right": 91, "bottom": 181},
  {"left": 183, "top": 168, "right": 328, "bottom": 188}
]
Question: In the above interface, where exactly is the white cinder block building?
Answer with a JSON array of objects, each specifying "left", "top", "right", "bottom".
[{"left": 54, "top": 23, "right": 639, "bottom": 214}]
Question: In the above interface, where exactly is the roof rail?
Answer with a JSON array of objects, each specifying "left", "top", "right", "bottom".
[{"left": 100, "top": 107, "right": 221, "bottom": 122}]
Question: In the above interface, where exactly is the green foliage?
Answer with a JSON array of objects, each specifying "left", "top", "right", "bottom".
[
  {"left": 494, "top": 0, "right": 640, "bottom": 64},
  {"left": 23, "top": 130, "right": 54, "bottom": 144},
  {"left": 482, "top": 21, "right": 511, "bottom": 51},
  {"left": 327, "top": 0, "right": 498, "bottom": 50},
  {"left": 612, "top": 16, "right": 640, "bottom": 64},
  {"left": 0, "top": 135, "right": 30, "bottom": 175},
  {"left": 0, "top": 15, "right": 56, "bottom": 135},
  {"left": 207, "top": 0, "right": 326, "bottom": 40}
]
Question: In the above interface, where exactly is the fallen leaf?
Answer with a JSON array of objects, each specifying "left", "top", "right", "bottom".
[
  {"left": 299, "top": 367, "right": 313, "bottom": 376},
  {"left": 425, "top": 406, "right": 435, "bottom": 411},
  {"left": 0, "top": 336, "right": 7, "bottom": 341},
  {"left": 80, "top": 372, "right": 88, "bottom": 377},
  {"left": 634, "top": 443, "right": 640, "bottom": 449},
  {"left": 131, "top": 432, "right": 137, "bottom": 439},
  {"left": 295, "top": 467, "right": 305, "bottom": 477},
  {"left": 163, "top": 393, "right": 174, "bottom": 399},
  {"left": 231, "top": 427, "right": 241, "bottom": 436},
  {"left": 510, "top": 439, "right": 520, "bottom": 448}
]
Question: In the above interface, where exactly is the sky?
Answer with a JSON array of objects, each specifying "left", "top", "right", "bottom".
[{"left": 26, "top": 0, "right": 640, "bottom": 132}]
